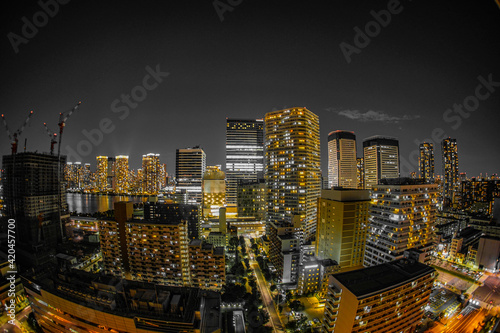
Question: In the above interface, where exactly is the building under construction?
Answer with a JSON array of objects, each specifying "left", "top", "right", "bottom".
[{"left": 2, "top": 152, "right": 68, "bottom": 269}]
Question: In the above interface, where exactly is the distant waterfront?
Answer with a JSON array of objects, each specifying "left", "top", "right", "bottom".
[{"left": 66, "top": 193, "right": 149, "bottom": 214}]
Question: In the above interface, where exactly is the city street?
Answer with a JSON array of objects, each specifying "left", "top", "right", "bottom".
[
  {"left": 250, "top": 260, "right": 284, "bottom": 332},
  {"left": 442, "top": 308, "right": 485, "bottom": 333},
  {"left": 245, "top": 239, "right": 284, "bottom": 332},
  {"left": 472, "top": 276, "right": 500, "bottom": 307}
]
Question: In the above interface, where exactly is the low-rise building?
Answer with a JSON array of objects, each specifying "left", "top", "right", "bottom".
[
  {"left": 188, "top": 240, "right": 225, "bottom": 291},
  {"left": 322, "top": 258, "right": 436, "bottom": 333},
  {"left": 22, "top": 269, "right": 221, "bottom": 333}
]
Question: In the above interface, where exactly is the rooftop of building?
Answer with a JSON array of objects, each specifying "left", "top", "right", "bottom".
[
  {"left": 378, "top": 178, "right": 430, "bottom": 186},
  {"left": 457, "top": 226, "right": 483, "bottom": 239},
  {"left": 21, "top": 266, "right": 221, "bottom": 329},
  {"left": 320, "top": 188, "right": 370, "bottom": 202},
  {"left": 327, "top": 130, "right": 356, "bottom": 141},
  {"left": 362, "top": 135, "right": 398, "bottom": 146},
  {"left": 332, "top": 259, "right": 435, "bottom": 298},
  {"left": 189, "top": 239, "right": 225, "bottom": 255}
]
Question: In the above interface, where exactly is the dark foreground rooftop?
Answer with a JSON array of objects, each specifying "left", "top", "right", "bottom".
[{"left": 333, "top": 259, "right": 435, "bottom": 298}]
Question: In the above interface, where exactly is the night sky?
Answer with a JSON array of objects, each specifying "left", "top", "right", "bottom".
[{"left": 1, "top": 0, "right": 499, "bottom": 178}]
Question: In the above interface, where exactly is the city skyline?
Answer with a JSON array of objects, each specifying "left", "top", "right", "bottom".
[{"left": 1, "top": 1, "right": 499, "bottom": 177}]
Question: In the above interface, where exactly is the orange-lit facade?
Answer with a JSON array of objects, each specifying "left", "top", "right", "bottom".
[
  {"left": 364, "top": 179, "right": 438, "bottom": 266},
  {"left": 418, "top": 142, "right": 434, "bottom": 183},
  {"left": 188, "top": 240, "right": 225, "bottom": 291},
  {"left": 202, "top": 165, "right": 226, "bottom": 218},
  {"left": 96, "top": 156, "right": 108, "bottom": 192},
  {"left": 441, "top": 138, "right": 459, "bottom": 207},
  {"left": 328, "top": 130, "right": 357, "bottom": 189},
  {"left": 322, "top": 260, "right": 436, "bottom": 333},
  {"left": 99, "top": 202, "right": 224, "bottom": 291},
  {"left": 265, "top": 107, "right": 321, "bottom": 241},
  {"left": 142, "top": 153, "right": 161, "bottom": 195},
  {"left": 115, "top": 155, "right": 129, "bottom": 194}
]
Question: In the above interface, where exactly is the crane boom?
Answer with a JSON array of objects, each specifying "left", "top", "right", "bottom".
[
  {"left": 57, "top": 101, "right": 81, "bottom": 157},
  {"left": 43, "top": 122, "right": 58, "bottom": 155},
  {"left": 58, "top": 101, "right": 81, "bottom": 132},
  {"left": 1, "top": 110, "right": 34, "bottom": 154},
  {"left": 1, "top": 114, "right": 13, "bottom": 139},
  {"left": 16, "top": 110, "right": 34, "bottom": 136}
]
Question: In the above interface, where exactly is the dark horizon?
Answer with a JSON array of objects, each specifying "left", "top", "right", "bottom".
[{"left": 1, "top": 1, "right": 499, "bottom": 177}]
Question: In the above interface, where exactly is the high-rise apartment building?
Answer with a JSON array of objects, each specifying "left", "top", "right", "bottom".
[
  {"left": 460, "top": 178, "right": 500, "bottom": 214},
  {"left": 2, "top": 152, "right": 68, "bottom": 268},
  {"left": 363, "top": 136, "right": 399, "bottom": 189},
  {"left": 322, "top": 257, "right": 436, "bottom": 333},
  {"left": 115, "top": 155, "right": 129, "bottom": 194},
  {"left": 442, "top": 138, "right": 459, "bottom": 207},
  {"left": 176, "top": 147, "right": 206, "bottom": 205},
  {"left": 77, "top": 162, "right": 91, "bottom": 190},
  {"left": 419, "top": 142, "right": 435, "bottom": 183},
  {"left": 316, "top": 189, "right": 370, "bottom": 270},
  {"left": 64, "top": 162, "right": 82, "bottom": 189},
  {"left": 107, "top": 156, "right": 116, "bottom": 190},
  {"left": 96, "top": 156, "right": 108, "bottom": 192},
  {"left": 202, "top": 166, "right": 226, "bottom": 218},
  {"left": 265, "top": 107, "right": 321, "bottom": 241},
  {"left": 142, "top": 153, "right": 161, "bottom": 195},
  {"left": 328, "top": 130, "right": 357, "bottom": 189},
  {"left": 98, "top": 202, "right": 223, "bottom": 290},
  {"left": 357, "top": 157, "right": 364, "bottom": 189},
  {"left": 364, "top": 178, "right": 438, "bottom": 267},
  {"left": 225, "top": 118, "right": 264, "bottom": 207}
]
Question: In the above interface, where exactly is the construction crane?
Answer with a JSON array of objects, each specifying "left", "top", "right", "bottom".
[
  {"left": 57, "top": 101, "right": 82, "bottom": 157},
  {"left": 1, "top": 110, "right": 34, "bottom": 154},
  {"left": 43, "top": 122, "right": 58, "bottom": 155}
]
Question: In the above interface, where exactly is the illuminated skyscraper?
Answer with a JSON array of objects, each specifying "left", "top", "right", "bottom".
[
  {"left": 65, "top": 161, "right": 84, "bottom": 189},
  {"left": 176, "top": 147, "right": 206, "bottom": 205},
  {"left": 225, "top": 119, "right": 264, "bottom": 207},
  {"left": 107, "top": 156, "right": 116, "bottom": 190},
  {"left": 328, "top": 130, "right": 357, "bottom": 189},
  {"left": 364, "top": 178, "right": 438, "bottom": 267},
  {"left": 96, "top": 156, "right": 108, "bottom": 192},
  {"left": 115, "top": 155, "right": 129, "bottom": 194},
  {"left": 265, "top": 107, "right": 321, "bottom": 241},
  {"left": 142, "top": 153, "right": 161, "bottom": 195},
  {"left": 202, "top": 165, "right": 226, "bottom": 218},
  {"left": 357, "top": 157, "right": 364, "bottom": 189},
  {"left": 363, "top": 136, "right": 399, "bottom": 189},
  {"left": 83, "top": 163, "right": 91, "bottom": 189},
  {"left": 419, "top": 142, "right": 434, "bottom": 183},
  {"left": 442, "top": 138, "right": 459, "bottom": 207}
]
